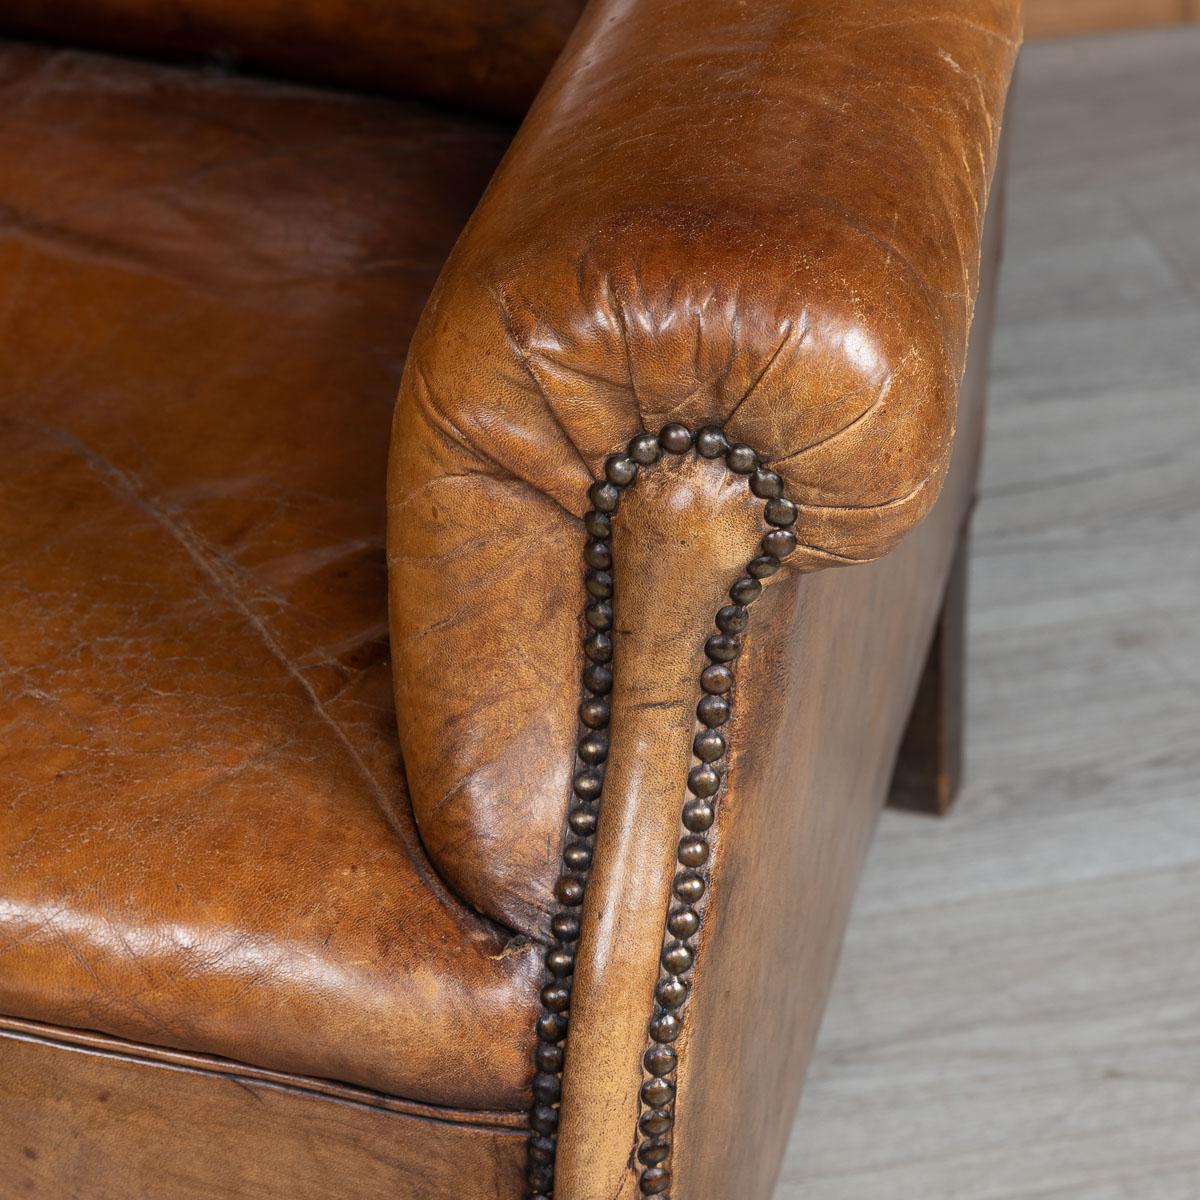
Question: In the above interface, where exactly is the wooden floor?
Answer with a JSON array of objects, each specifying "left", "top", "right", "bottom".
[{"left": 780, "top": 28, "right": 1200, "bottom": 1200}]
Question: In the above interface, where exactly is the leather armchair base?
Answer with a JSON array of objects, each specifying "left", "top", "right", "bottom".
[{"left": 0, "top": 1017, "right": 527, "bottom": 1199}]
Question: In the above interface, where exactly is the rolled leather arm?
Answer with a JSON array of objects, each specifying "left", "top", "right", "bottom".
[{"left": 387, "top": 0, "right": 1020, "bottom": 938}]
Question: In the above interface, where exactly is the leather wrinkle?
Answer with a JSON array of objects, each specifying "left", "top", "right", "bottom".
[
  {"left": 387, "top": 0, "right": 1021, "bottom": 950},
  {"left": 21, "top": 418, "right": 435, "bottom": 884}
]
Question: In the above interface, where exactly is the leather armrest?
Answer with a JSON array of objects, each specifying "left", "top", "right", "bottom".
[{"left": 387, "top": 0, "right": 1020, "bottom": 938}]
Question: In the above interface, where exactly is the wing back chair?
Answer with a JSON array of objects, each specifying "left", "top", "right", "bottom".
[{"left": 0, "top": 1, "right": 1020, "bottom": 1197}]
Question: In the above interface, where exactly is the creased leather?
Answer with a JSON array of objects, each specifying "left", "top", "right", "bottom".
[
  {"left": 0, "top": 44, "right": 540, "bottom": 1110},
  {"left": 388, "top": 0, "right": 1022, "bottom": 937},
  {"left": 0, "top": 0, "right": 585, "bottom": 116}
]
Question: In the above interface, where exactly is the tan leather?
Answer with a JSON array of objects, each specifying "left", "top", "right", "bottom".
[
  {"left": 0, "top": 42, "right": 540, "bottom": 1111},
  {"left": 1, "top": 1020, "right": 528, "bottom": 1199},
  {"left": 556, "top": 455, "right": 764, "bottom": 1196},
  {"left": 387, "top": 0, "right": 1022, "bottom": 938},
  {"left": 559, "top": 167, "right": 1006, "bottom": 1200},
  {"left": 0, "top": 0, "right": 585, "bottom": 116},
  {"left": 0, "top": 3, "right": 1021, "bottom": 1192}
]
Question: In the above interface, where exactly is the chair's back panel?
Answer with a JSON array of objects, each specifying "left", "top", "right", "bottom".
[{"left": 0, "top": 0, "right": 586, "bottom": 115}]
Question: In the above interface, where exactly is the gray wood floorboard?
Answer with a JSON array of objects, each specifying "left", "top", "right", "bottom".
[{"left": 778, "top": 28, "right": 1200, "bottom": 1199}]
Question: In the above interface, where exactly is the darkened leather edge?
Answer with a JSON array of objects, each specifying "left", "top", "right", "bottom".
[{"left": 0, "top": 1015, "right": 526, "bottom": 1132}]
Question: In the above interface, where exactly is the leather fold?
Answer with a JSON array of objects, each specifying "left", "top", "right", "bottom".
[{"left": 388, "top": 0, "right": 1021, "bottom": 936}]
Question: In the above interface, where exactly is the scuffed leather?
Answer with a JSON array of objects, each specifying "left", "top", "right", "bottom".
[
  {"left": 388, "top": 0, "right": 1021, "bottom": 937},
  {"left": 0, "top": 44, "right": 540, "bottom": 1110},
  {"left": 0, "top": 0, "right": 585, "bottom": 117}
]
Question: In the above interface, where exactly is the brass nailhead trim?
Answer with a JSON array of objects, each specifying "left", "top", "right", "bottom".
[{"left": 526, "top": 424, "right": 799, "bottom": 1200}]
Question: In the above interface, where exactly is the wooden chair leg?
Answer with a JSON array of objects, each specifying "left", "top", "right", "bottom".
[{"left": 887, "top": 524, "right": 970, "bottom": 816}]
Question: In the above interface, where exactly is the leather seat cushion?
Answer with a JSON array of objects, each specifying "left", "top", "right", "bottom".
[{"left": 0, "top": 42, "right": 540, "bottom": 1111}]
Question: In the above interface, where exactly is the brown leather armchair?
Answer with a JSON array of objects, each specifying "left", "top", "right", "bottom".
[{"left": 0, "top": 2, "right": 1020, "bottom": 1197}]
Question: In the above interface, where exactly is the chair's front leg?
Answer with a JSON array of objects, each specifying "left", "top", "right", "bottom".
[{"left": 888, "top": 517, "right": 972, "bottom": 817}]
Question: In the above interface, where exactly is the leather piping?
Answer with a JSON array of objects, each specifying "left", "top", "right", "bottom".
[
  {"left": 525, "top": 425, "right": 802, "bottom": 1198},
  {"left": 0, "top": 1015, "right": 526, "bottom": 1131}
]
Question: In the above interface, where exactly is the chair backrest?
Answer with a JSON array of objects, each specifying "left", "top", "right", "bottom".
[{"left": 0, "top": 0, "right": 587, "bottom": 115}]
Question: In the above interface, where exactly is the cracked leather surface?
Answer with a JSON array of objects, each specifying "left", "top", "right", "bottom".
[
  {"left": 0, "top": 0, "right": 586, "bottom": 116},
  {"left": 0, "top": 43, "right": 541, "bottom": 1110},
  {"left": 389, "top": 0, "right": 1021, "bottom": 938}
]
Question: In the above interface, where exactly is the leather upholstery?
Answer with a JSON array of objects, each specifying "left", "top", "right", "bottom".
[
  {"left": 557, "top": 187, "right": 1006, "bottom": 1199},
  {"left": 0, "top": 0, "right": 585, "bottom": 116},
  {"left": 0, "top": 43, "right": 540, "bottom": 1111},
  {"left": 387, "top": 0, "right": 1022, "bottom": 938}
]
